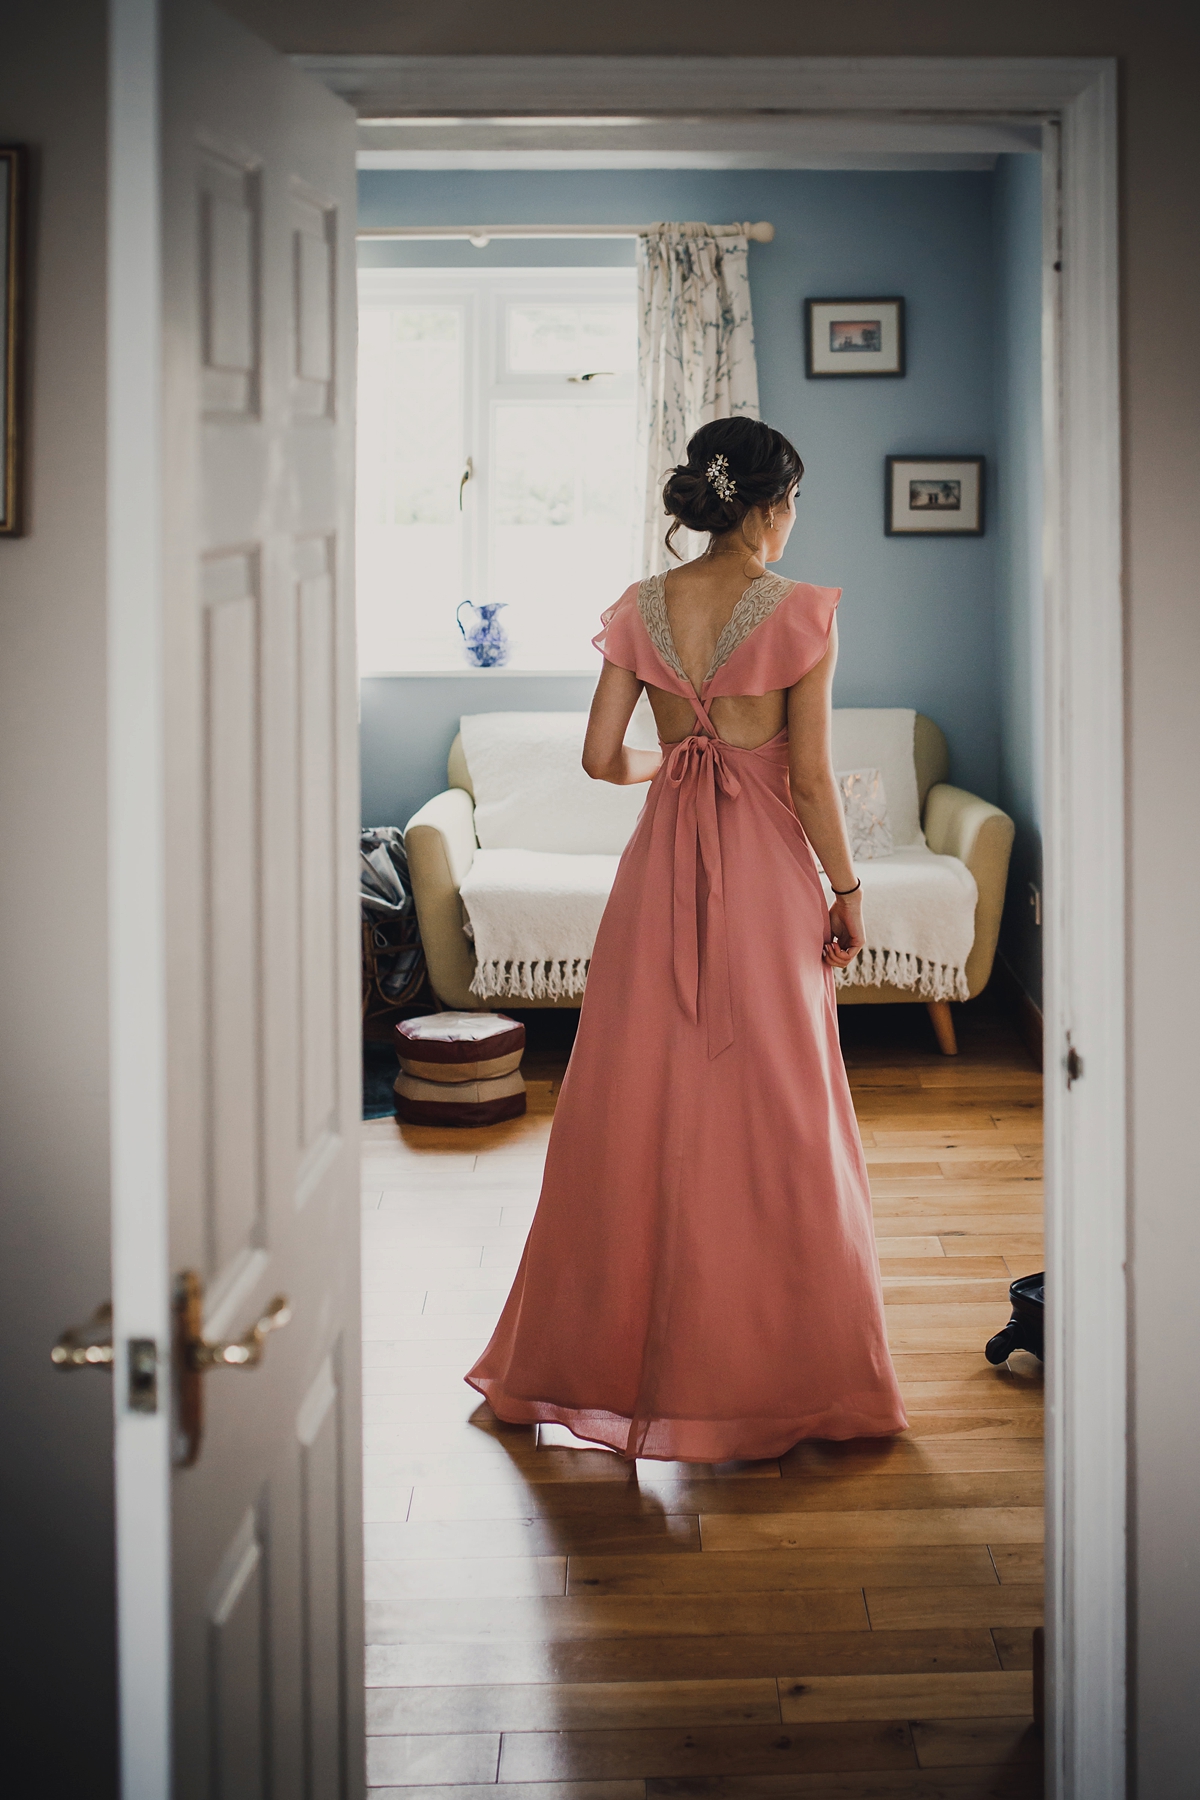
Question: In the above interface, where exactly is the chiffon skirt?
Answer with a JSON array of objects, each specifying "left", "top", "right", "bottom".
[{"left": 466, "top": 728, "right": 907, "bottom": 1461}]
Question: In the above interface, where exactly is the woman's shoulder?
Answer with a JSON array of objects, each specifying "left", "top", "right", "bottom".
[
  {"left": 778, "top": 576, "right": 842, "bottom": 611},
  {"left": 766, "top": 577, "right": 843, "bottom": 666},
  {"left": 731, "top": 573, "right": 842, "bottom": 646},
  {"left": 768, "top": 577, "right": 842, "bottom": 638},
  {"left": 707, "top": 575, "right": 842, "bottom": 695}
]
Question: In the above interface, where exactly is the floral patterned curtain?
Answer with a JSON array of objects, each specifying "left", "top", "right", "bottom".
[{"left": 636, "top": 224, "right": 761, "bottom": 574}]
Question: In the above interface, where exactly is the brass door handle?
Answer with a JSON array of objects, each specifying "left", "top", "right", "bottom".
[
  {"left": 189, "top": 1293, "right": 292, "bottom": 1369},
  {"left": 51, "top": 1302, "right": 114, "bottom": 1369},
  {"left": 175, "top": 1271, "right": 292, "bottom": 1466}
]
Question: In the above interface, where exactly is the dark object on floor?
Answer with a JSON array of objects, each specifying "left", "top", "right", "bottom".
[
  {"left": 985, "top": 1271, "right": 1045, "bottom": 1363},
  {"left": 363, "top": 1040, "right": 402, "bottom": 1121},
  {"left": 361, "top": 828, "right": 427, "bottom": 1027},
  {"left": 393, "top": 1012, "right": 527, "bottom": 1127}
]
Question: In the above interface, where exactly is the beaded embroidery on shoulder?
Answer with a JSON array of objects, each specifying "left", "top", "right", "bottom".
[
  {"left": 636, "top": 573, "right": 687, "bottom": 681},
  {"left": 704, "top": 572, "right": 794, "bottom": 682},
  {"left": 637, "top": 569, "right": 794, "bottom": 686}
]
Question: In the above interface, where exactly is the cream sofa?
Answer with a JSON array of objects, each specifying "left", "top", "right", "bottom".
[{"left": 404, "top": 712, "right": 1014, "bottom": 1054}]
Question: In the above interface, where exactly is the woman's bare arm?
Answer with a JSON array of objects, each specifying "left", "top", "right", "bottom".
[
  {"left": 582, "top": 660, "right": 663, "bottom": 786},
  {"left": 786, "top": 620, "right": 865, "bottom": 968}
]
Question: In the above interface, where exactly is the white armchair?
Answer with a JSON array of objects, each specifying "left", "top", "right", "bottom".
[{"left": 831, "top": 717, "right": 1015, "bottom": 1052}]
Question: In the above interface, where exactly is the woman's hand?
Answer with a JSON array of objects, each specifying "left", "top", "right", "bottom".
[{"left": 823, "top": 891, "right": 865, "bottom": 968}]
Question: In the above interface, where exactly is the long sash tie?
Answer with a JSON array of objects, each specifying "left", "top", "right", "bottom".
[{"left": 663, "top": 693, "right": 741, "bottom": 1059}]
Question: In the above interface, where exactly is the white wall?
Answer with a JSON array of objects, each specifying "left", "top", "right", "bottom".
[{"left": 0, "top": 7, "right": 118, "bottom": 1789}]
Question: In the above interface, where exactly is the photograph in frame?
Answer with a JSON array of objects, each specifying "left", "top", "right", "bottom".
[
  {"left": 1, "top": 146, "right": 25, "bottom": 537},
  {"left": 806, "top": 297, "right": 904, "bottom": 378},
  {"left": 885, "top": 456, "right": 986, "bottom": 536}
]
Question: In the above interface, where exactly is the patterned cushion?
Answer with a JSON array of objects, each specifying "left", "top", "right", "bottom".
[{"left": 836, "top": 767, "right": 894, "bottom": 861}]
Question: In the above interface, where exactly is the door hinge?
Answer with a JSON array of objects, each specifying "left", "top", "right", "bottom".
[{"left": 1065, "top": 1034, "right": 1084, "bottom": 1088}]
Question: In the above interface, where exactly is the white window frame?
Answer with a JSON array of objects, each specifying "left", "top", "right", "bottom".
[{"left": 357, "top": 264, "right": 637, "bottom": 671}]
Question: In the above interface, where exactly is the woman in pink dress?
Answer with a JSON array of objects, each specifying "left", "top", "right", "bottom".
[{"left": 467, "top": 417, "right": 907, "bottom": 1461}]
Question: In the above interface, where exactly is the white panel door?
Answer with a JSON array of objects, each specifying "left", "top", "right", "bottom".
[{"left": 158, "top": 5, "right": 361, "bottom": 1795}]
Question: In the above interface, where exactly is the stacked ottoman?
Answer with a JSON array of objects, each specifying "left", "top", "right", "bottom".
[{"left": 394, "top": 1012, "right": 527, "bottom": 1127}]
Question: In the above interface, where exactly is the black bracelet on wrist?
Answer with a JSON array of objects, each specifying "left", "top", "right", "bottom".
[{"left": 831, "top": 878, "right": 862, "bottom": 896}]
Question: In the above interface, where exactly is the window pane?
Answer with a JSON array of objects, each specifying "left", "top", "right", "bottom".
[
  {"left": 493, "top": 407, "right": 577, "bottom": 526},
  {"left": 357, "top": 304, "right": 466, "bottom": 672},
  {"left": 506, "top": 302, "right": 637, "bottom": 375},
  {"left": 490, "top": 401, "right": 638, "bottom": 670}
]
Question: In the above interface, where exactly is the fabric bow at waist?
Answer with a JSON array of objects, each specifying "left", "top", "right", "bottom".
[{"left": 664, "top": 731, "right": 741, "bottom": 1058}]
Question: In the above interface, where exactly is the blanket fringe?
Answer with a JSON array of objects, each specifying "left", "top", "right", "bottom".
[
  {"left": 470, "top": 956, "right": 591, "bottom": 1001},
  {"left": 469, "top": 948, "right": 967, "bottom": 1003},
  {"left": 834, "top": 946, "right": 969, "bottom": 1003}
]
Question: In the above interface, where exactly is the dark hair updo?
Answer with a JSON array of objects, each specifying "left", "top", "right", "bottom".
[{"left": 661, "top": 417, "right": 804, "bottom": 559}]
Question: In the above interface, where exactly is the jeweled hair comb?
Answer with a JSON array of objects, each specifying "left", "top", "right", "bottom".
[{"left": 706, "top": 454, "right": 737, "bottom": 502}]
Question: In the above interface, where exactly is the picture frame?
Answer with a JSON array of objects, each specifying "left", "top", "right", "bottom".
[
  {"left": 806, "top": 297, "right": 905, "bottom": 378},
  {"left": 1, "top": 146, "right": 26, "bottom": 537},
  {"left": 885, "top": 455, "right": 985, "bottom": 536}
]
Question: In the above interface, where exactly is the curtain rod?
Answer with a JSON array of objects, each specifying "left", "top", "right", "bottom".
[{"left": 356, "top": 220, "right": 775, "bottom": 245}]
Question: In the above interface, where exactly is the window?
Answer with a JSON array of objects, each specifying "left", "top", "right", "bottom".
[{"left": 357, "top": 267, "right": 638, "bottom": 673}]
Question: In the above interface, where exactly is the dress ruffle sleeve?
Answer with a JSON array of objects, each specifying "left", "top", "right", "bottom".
[
  {"left": 592, "top": 585, "right": 654, "bottom": 681},
  {"left": 706, "top": 582, "right": 842, "bottom": 697}
]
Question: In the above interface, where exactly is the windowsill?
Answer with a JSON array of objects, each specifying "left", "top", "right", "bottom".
[{"left": 359, "top": 668, "right": 599, "bottom": 679}]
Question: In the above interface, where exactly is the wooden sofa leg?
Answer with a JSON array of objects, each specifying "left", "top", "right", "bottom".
[{"left": 927, "top": 1000, "right": 959, "bottom": 1056}]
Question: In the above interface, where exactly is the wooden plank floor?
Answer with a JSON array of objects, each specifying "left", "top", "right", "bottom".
[{"left": 361, "top": 999, "right": 1044, "bottom": 1798}]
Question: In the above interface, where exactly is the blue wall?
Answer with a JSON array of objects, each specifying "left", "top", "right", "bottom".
[
  {"left": 360, "top": 166, "right": 1029, "bottom": 828},
  {"left": 992, "top": 153, "right": 1045, "bottom": 1008}
]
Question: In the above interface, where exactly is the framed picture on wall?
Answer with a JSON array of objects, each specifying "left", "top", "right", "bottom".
[
  {"left": 1, "top": 146, "right": 26, "bottom": 537},
  {"left": 886, "top": 456, "right": 986, "bottom": 536},
  {"left": 806, "top": 297, "right": 904, "bottom": 378}
]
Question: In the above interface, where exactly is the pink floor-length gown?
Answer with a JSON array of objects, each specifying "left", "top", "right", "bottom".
[{"left": 466, "top": 573, "right": 908, "bottom": 1461}]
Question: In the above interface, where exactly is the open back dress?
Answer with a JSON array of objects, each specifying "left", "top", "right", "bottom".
[{"left": 466, "top": 572, "right": 907, "bottom": 1462}]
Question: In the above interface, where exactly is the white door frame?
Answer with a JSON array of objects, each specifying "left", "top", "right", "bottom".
[
  {"left": 109, "top": 40, "right": 1123, "bottom": 1799},
  {"left": 307, "top": 51, "right": 1123, "bottom": 1799}
]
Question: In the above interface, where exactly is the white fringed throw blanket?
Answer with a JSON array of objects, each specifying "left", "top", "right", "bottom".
[
  {"left": 462, "top": 840, "right": 977, "bottom": 1005},
  {"left": 455, "top": 708, "right": 978, "bottom": 1004},
  {"left": 826, "top": 845, "right": 978, "bottom": 1003},
  {"left": 460, "top": 849, "right": 620, "bottom": 1000}
]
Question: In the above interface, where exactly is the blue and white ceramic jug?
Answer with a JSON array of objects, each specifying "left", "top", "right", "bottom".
[{"left": 457, "top": 600, "right": 511, "bottom": 669}]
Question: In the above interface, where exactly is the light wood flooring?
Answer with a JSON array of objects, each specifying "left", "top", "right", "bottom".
[{"left": 360, "top": 1000, "right": 1044, "bottom": 1799}]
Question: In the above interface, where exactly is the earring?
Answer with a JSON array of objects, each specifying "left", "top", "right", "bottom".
[{"left": 766, "top": 510, "right": 776, "bottom": 527}]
